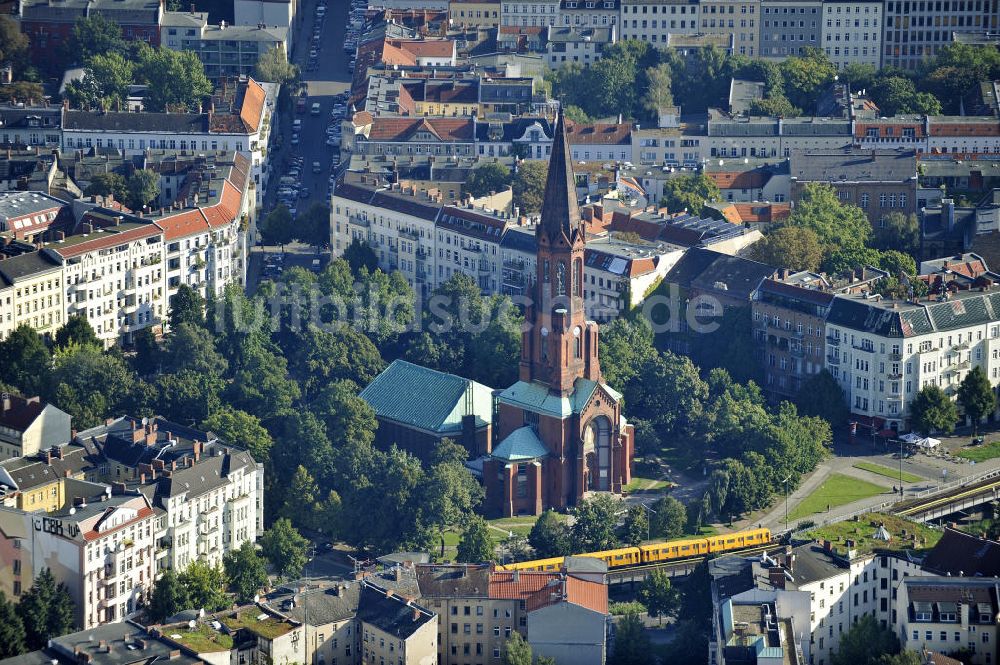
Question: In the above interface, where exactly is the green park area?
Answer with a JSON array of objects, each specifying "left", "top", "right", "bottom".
[
  {"left": 788, "top": 473, "right": 887, "bottom": 521},
  {"left": 805, "top": 513, "right": 943, "bottom": 555},
  {"left": 625, "top": 476, "right": 672, "bottom": 493},
  {"left": 852, "top": 461, "right": 922, "bottom": 483},
  {"left": 957, "top": 440, "right": 1000, "bottom": 462}
]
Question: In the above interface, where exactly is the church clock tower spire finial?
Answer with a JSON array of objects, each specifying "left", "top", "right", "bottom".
[{"left": 539, "top": 108, "right": 582, "bottom": 244}]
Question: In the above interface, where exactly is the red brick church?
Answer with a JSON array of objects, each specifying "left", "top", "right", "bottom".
[{"left": 482, "top": 112, "right": 634, "bottom": 517}]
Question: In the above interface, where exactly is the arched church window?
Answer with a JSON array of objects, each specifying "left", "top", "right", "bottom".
[
  {"left": 556, "top": 261, "right": 567, "bottom": 296},
  {"left": 573, "top": 258, "right": 583, "bottom": 297},
  {"left": 574, "top": 326, "right": 581, "bottom": 358},
  {"left": 543, "top": 260, "right": 550, "bottom": 283}
]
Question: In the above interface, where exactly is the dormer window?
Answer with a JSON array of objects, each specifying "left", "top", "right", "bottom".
[
  {"left": 937, "top": 602, "right": 958, "bottom": 623},
  {"left": 914, "top": 602, "right": 933, "bottom": 622}
]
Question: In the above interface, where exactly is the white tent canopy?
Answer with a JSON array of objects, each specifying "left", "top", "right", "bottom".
[
  {"left": 919, "top": 437, "right": 941, "bottom": 449},
  {"left": 900, "top": 433, "right": 924, "bottom": 445}
]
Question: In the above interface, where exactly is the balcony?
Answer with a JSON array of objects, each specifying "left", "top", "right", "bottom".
[
  {"left": 827, "top": 354, "right": 840, "bottom": 365},
  {"left": 887, "top": 373, "right": 903, "bottom": 380},
  {"left": 889, "top": 352, "right": 903, "bottom": 361},
  {"left": 826, "top": 336, "right": 841, "bottom": 347}
]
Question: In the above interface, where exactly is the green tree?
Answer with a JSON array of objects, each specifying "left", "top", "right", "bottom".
[
  {"left": 528, "top": 510, "right": 572, "bottom": 558},
  {"left": 639, "top": 569, "right": 679, "bottom": 625},
  {"left": 54, "top": 315, "right": 100, "bottom": 350},
  {"left": 48, "top": 344, "right": 135, "bottom": 428},
  {"left": 343, "top": 237, "right": 379, "bottom": 274},
  {"left": 296, "top": 202, "right": 331, "bottom": 247},
  {"left": 16, "top": 569, "right": 75, "bottom": 650},
  {"left": 0, "top": 16, "right": 28, "bottom": 72},
  {"left": 226, "top": 342, "right": 299, "bottom": 420},
  {"left": 958, "top": 365, "right": 996, "bottom": 435},
  {"left": 456, "top": 515, "right": 495, "bottom": 563},
  {"left": 788, "top": 183, "right": 871, "bottom": 256},
  {"left": 610, "top": 613, "right": 652, "bottom": 665},
  {"left": 202, "top": 407, "right": 273, "bottom": 463},
  {"left": 254, "top": 45, "right": 298, "bottom": 84},
  {"left": 135, "top": 45, "right": 213, "bottom": 113},
  {"left": 512, "top": 161, "right": 548, "bottom": 215},
  {"left": 465, "top": 162, "right": 511, "bottom": 198},
  {"left": 751, "top": 226, "right": 823, "bottom": 271},
  {"left": 571, "top": 494, "right": 620, "bottom": 552},
  {"left": 501, "top": 632, "right": 533, "bottom": 665},
  {"left": 840, "top": 63, "right": 877, "bottom": 91},
  {"left": 872, "top": 212, "right": 920, "bottom": 256},
  {"left": 83, "top": 172, "right": 128, "bottom": 202},
  {"left": 425, "top": 446, "right": 484, "bottom": 533},
  {"left": 178, "top": 561, "right": 228, "bottom": 613},
  {"left": 280, "top": 465, "right": 323, "bottom": 530},
  {"left": 169, "top": 284, "right": 205, "bottom": 329},
  {"left": 660, "top": 174, "right": 721, "bottom": 216},
  {"left": 65, "top": 52, "right": 134, "bottom": 110},
  {"left": 148, "top": 569, "right": 189, "bottom": 623},
  {"left": 0, "top": 325, "right": 51, "bottom": 395},
  {"left": 832, "top": 614, "right": 900, "bottom": 665},
  {"left": 598, "top": 317, "right": 657, "bottom": 391},
  {"left": 260, "top": 204, "right": 295, "bottom": 246},
  {"left": 621, "top": 504, "right": 648, "bottom": 546},
  {"left": 876, "top": 653, "right": 924, "bottom": 665},
  {"left": 650, "top": 496, "right": 687, "bottom": 539},
  {"left": 779, "top": 47, "right": 836, "bottom": 110},
  {"left": 910, "top": 384, "right": 959, "bottom": 436},
  {"left": 796, "top": 369, "right": 849, "bottom": 427},
  {"left": 154, "top": 369, "right": 224, "bottom": 424},
  {"left": 641, "top": 63, "right": 674, "bottom": 118},
  {"left": 260, "top": 518, "right": 311, "bottom": 580},
  {"left": 125, "top": 168, "right": 160, "bottom": 212},
  {"left": 64, "top": 15, "right": 126, "bottom": 68},
  {"left": 0, "top": 591, "right": 26, "bottom": 658},
  {"left": 163, "top": 321, "right": 228, "bottom": 376},
  {"left": 223, "top": 541, "right": 269, "bottom": 604},
  {"left": 747, "top": 94, "right": 801, "bottom": 117}
]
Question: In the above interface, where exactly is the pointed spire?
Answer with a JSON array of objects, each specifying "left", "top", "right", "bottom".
[{"left": 539, "top": 108, "right": 581, "bottom": 243}]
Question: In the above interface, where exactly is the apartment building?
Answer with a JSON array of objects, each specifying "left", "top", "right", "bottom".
[
  {"left": 701, "top": 0, "right": 761, "bottom": 56},
  {"left": 618, "top": 0, "right": 701, "bottom": 45},
  {"left": 897, "top": 578, "right": 1000, "bottom": 665},
  {"left": 161, "top": 12, "right": 289, "bottom": 84},
  {"left": 0, "top": 249, "right": 65, "bottom": 342},
  {"left": 0, "top": 486, "right": 157, "bottom": 628},
  {"left": 759, "top": 0, "right": 822, "bottom": 58},
  {"left": 711, "top": 541, "right": 932, "bottom": 665},
  {"left": 0, "top": 443, "right": 94, "bottom": 511},
  {"left": 705, "top": 113, "right": 854, "bottom": 161},
  {"left": 0, "top": 394, "right": 72, "bottom": 461},
  {"left": 882, "top": 0, "right": 999, "bottom": 70},
  {"left": 0, "top": 104, "right": 63, "bottom": 148},
  {"left": 560, "top": 0, "right": 620, "bottom": 27},
  {"left": 61, "top": 78, "right": 275, "bottom": 209},
  {"left": 450, "top": 0, "right": 503, "bottom": 27},
  {"left": 500, "top": 0, "right": 560, "bottom": 27},
  {"left": 819, "top": 0, "right": 883, "bottom": 68},
  {"left": 789, "top": 149, "right": 919, "bottom": 228},
  {"left": 824, "top": 287, "right": 1000, "bottom": 431},
  {"left": 0, "top": 191, "right": 69, "bottom": 242},
  {"left": 79, "top": 416, "right": 264, "bottom": 574},
  {"left": 544, "top": 25, "right": 617, "bottom": 66}
]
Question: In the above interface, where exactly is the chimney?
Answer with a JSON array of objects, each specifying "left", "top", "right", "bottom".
[
  {"left": 1, "top": 393, "right": 9, "bottom": 412},
  {"left": 193, "top": 440, "right": 203, "bottom": 462},
  {"left": 131, "top": 420, "right": 144, "bottom": 443}
]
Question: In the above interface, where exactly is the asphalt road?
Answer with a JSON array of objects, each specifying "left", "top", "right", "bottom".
[{"left": 266, "top": 0, "right": 353, "bottom": 214}]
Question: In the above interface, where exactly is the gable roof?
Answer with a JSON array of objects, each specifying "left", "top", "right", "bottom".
[
  {"left": 666, "top": 247, "right": 775, "bottom": 301},
  {"left": 355, "top": 582, "right": 435, "bottom": 639},
  {"left": 922, "top": 528, "right": 1000, "bottom": 577},
  {"left": 359, "top": 359, "right": 494, "bottom": 434},
  {"left": 239, "top": 78, "right": 267, "bottom": 133}
]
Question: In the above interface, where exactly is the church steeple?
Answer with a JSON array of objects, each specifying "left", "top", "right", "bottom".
[
  {"left": 538, "top": 109, "right": 582, "bottom": 245},
  {"left": 518, "top": 107, "right": 601, "bottom": 394}
]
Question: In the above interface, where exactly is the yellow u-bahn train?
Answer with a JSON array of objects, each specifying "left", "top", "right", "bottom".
[{"left": 497, "top": 527, "right": 772, "bottom": 572}]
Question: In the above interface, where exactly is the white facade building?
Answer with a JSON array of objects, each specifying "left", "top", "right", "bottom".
[
  {"left": 824, "top": 288, "right": 1000, "bottom": 431},
  {"left": 618, "top": 0, "right": 701, "bottom": 44},
  {"left": 500, "top": 0, "right": 560, "bottom": 26}
]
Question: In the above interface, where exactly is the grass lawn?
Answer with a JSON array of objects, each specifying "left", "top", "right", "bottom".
[
  {"left": 788, "top": 473, "right": 888, "bottom": 521},
  {"left": 625, "top": 476, "right": 671, "bottom": 493},
  {"left": 957, "top": 440, "right": 1000, "bottom": 462},
  {"left": 167, "top": 624, "right": 234, "bottom": 652},
  {"left": 853, "top": 461, "right": 922, "bottom": 484},
  {"left": 805, "top": 513, "right": 942, "bottom": 555},
  {"left": 488, "top": 514, "right": 568, "bottom": 537}
]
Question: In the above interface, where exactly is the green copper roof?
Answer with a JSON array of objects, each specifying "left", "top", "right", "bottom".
[
  {"left": 492, "top": 426, "right": 549, "bottom": 462},
  {"left": 359, "top": 359, "right": 494, "bottom": 434},
  {"left": 498, "top": 379, "right": 622, "bottom": 418}
]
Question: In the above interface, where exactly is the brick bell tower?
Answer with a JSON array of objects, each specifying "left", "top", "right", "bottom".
[{"left": 519, "top": 109, "right": 602, "bottom": 395}]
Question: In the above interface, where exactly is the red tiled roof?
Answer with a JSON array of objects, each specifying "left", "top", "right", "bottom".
[
  {"left": 488, "top": 572, "right": 607, "bottom": 614},
  {"left": 727, "top": 202, "right": 791, "bottom": 224},
  {"left": 156, "top": 209, "right": 209, "bottom": 241},
  {"left": 367, "top": 117, "right": 475, "bottom": 142},
  {"left": 56, "top": 225, "right": 161, "bottom": 258},
  {"left": 562, "top": 575, "right": 607, "bottom": 614},
  {"left": 489, "top": 571, "right": 558, "bottom": 600},
  {"left": 388, "top": 39, "right": 455, "bottom": 58},
  {"left": 83, "top": 505, "right": 154, "bottom": 542},
  {"left": 930, "top": 122, "right": 1000, "bottom": 137},
  {"left": 239, "top": 78, "right": 267, "bottom": 133},
  {"left": 0, "top": 394, "right": 45, "bottom": 431},
  {"left": 381, "top": 41, "right": 418, "bottom": 66},
  {"left": 707, "top": 170, "right": 769, "bottom": 190},
  {"left": 566, "top": 120, "right": 631, "bottom": 145}
]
